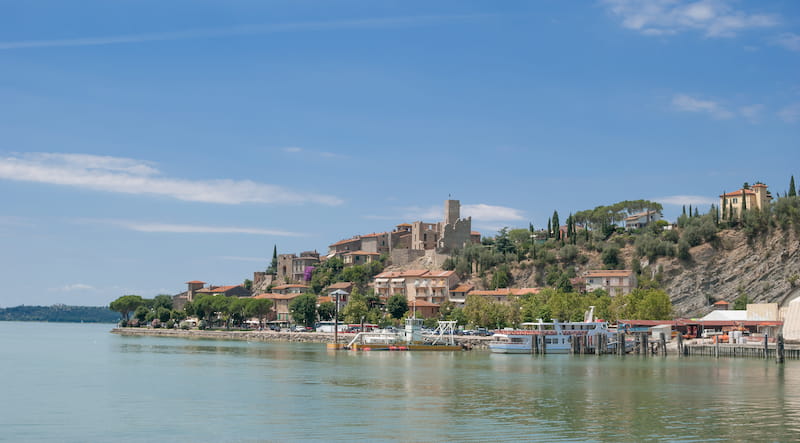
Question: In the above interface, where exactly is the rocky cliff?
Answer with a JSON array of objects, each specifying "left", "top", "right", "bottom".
[{"left": 659, "top": 228, "right": 800, "bottom": 317}]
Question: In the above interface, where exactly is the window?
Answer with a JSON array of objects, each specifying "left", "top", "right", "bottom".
[{"left": 733, "top": 198, "right": 738, "bottom": 204}]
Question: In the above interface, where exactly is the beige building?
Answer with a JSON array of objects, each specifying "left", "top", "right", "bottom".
[
  {"left": 466, "top": 288, "right": 540, "bottom": 304},
  {"left": 254, "top": 293, "right": 301, "bottom": 322},
  {"left": 372, "top": 270, "right": 459, "bottom": 304},
  {"left": 584, "top": 270, "right": 637, "bottom": 296},
  {"left": 719, "top": 183, "right": 772, "bottom": 220}
]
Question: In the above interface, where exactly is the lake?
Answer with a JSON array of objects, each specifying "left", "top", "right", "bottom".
[{"left": 2, "top": 321, "right": 798, "bottom": 442}]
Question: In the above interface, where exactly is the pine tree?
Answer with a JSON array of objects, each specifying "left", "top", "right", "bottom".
[
  {"left": 694, "top": 207, "right": 699, "bottom": 217},
  {"left": 790, "top": 175, "right": 797, "bottom": 197}
]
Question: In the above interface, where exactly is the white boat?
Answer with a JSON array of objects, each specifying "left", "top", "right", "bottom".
[{"left": 489, "top": 306, "right": 624, "bottom": 354}]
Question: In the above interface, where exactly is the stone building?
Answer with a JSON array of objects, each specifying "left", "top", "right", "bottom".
[
  {"left": 276, "top": 251, "right": 320, "bottom": 284},
  {"left": 584, "top": 270, "right": 637, "bottom": 297},
  {"left": 719, "top": 183, "right": 772, "bottom": 220}
]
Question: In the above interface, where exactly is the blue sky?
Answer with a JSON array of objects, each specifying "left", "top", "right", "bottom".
[{"left": 1, "top": 0, "right": 798, "bottom": 306}]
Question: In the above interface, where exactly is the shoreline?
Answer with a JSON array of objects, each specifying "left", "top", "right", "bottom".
[{"left": 110, "top": 327, "right": 493, "bottom": 349}]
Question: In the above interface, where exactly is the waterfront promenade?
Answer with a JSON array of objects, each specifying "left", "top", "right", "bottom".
[{"left": 111, "top": 327, "right": 492, "bottom": 349}]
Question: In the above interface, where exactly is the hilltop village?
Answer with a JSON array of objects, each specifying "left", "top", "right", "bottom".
[{"left": 110, "top": 177, "right": 800, "bottom": 337}]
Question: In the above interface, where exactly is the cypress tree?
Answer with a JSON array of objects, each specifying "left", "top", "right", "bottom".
[
  {"left": 694, "top": 207, "right": 699, "bottom": 217},
  {"left": 547, "top": 218, "right": 551, "bottom": 239},
  {"left": 722, "top": 192, "right": 727, "bottom": 220},
  {"left": 552, "top": 211, "right": 560, "bottom": 240},
  {"left": 741, "top": 189, "right": 747, "bottom": 213},
  {"left": 729, "top": 201, "right": 734, "bottom": 221},
  {"left": 688, "top": 204, "right": 693, "bottom": 218},
  {"left": 270, "top": 245, "right": 278, "bottom": 274},
  {"left": 790, "top": 175, "right": 797, "bottom": 197},
  {"left": 682, "top": 205, "right": 686, "bottom": 216}
]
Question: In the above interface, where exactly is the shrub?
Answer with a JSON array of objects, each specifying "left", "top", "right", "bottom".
[{"left": 558, "top": 245, "right": 579, "bottom": 262}]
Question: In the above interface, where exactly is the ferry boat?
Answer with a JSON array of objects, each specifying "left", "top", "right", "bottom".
[
  {"left": 489, "top": 306, "right": 624, "bottom": 354},
  {"left": 344, "top": 318, "right": 462, "bottom": 351}
]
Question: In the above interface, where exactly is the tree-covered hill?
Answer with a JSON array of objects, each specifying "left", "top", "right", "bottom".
[{"left": 0, "top": 305, "right": 118, "bottom": 323}]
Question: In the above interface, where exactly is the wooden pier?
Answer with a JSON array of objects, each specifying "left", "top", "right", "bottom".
[{"left": 537, "top": 331, "right": 799, "bottom": 364}]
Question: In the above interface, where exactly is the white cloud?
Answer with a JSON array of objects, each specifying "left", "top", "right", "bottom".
[
  {"left": 282, "top": 147, "right": 303, "bottom": 153},
  {"left": 0, "top": 15, "right": 491, "bottom": 50},
  {"left": 78, "top": 219, "right": 306, "bottom": 237},
  {"left": 462, "top": 204, "right": 525, "bottom": 221},
  {"left": 50, "top": 283, "right": 95, "bottom": 292},
  {"left": 603, "top": 0, "right": 778, "bottom": 38},
  {"left": 672, "top": 94, "right": 733, "bottom": 119},
  {"left": 774, "top": 32, "right": 800, "bottom": 51},
  {"left": 656, "top": 195, "right": 717, "bottom": 206},
  {"left": 0, "top": 153, "right": 342, "bottom": 205},
  {"left": 778, "top": 103, "right": 800, "bottom": 124},
  {"left": 739, "top": 104, "right": 764, "bottom": 122}
]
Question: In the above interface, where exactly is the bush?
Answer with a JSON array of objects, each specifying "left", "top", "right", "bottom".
[
  {"left": 558, "top": 245, "right": 579, "bottom": 262},
  {"left": 166, "top": 319, "right": 176, "bottom": 329},
  {"left": 198, "top": 320, "right": 208, "bottom": 330},
  {"left": 677, "top": 239, "right": 691, "bottom": 260},
  {"left": 601, "top": 246, "right": 620, "bottom": 269},
  {"left": 179, "top": 321, "right": 191, "bottom": 330},
  {"left": 118, "top": 319, "right": 128, "bottom": 327}
]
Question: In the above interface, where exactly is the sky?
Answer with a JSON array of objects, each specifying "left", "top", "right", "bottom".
[{"left": 1, "top": 0, "right": 798, "bottom": 307}]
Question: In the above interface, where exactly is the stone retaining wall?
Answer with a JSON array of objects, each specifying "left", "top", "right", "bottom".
[{"left": 111, "top": 328, "right": 491, "bottom": 349}]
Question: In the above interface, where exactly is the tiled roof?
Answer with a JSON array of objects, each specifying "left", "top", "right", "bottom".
[
  {"left": 471, "top": 231, "right": 481, "bottom": 236},
  {"left": 624, "top": 210, "right": 660, "bottom": 221},
  {"left": 186, "top": 280, "right": 206, "bottom": 284},
  {"left": 713, "top": 300, "right": 730, "bottom": 305},
  {"left": 451, "top": 284, "right": 474, "bottom": 293},
  {"left": 254, "top": 293, "right": 301, "bottom": 300},
  {"left": 584, "top": 270, "right": 633, "bottom": 278},
  {"left": 344, "top": 250, "right": 381, "bottom": 256},
  {"left": 359, "top": 232, "right": 387, "bottom": 238},
  {"left": 317, "top": 296, "right": 332, "bottom": 303},
  {"left": 196, "top": 285, "right": 240, "bottom": 293},
  {"left": 327, "top": 282, "right": 354, "bottom": 289},
  {"left": 397, "top": 223, "right": 412, "bottom": 227},
  {"left": 469, "top": 288, "right": 539, "bottom": 297},
  {"left": 720, "top": 189, "right": 756, "bottom": 197},
  {"left": 330, "top": 237, "right": 360, "bottom": 246},
  {"left": 425, "top": 270, "right": 455, "bottom": 278}
]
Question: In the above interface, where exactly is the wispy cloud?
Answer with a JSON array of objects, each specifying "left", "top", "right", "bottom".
[
  {"left": 281, "top": 146, "right": 343, "bottom": 159},
  {"left": 603, "top": 0, "right": 778, "bottom": 38},
  {"left": 0, "top": 14, "right": 491, "bottom": 50},
  {"left": 672, "top": 93, "right": 733, "bottom": 119},
  {"left": 49, "top": 283, "right": 95, "bottom": 292},
  {"left": 0, "top": 152, "right": 342, "bottom": 205},
  {"left": 462, "top": 204, "right": 525, "bottom": 221},
  {"left": 76, "top": 219, "right": 306, "bottom": 237},
  {"left": 774, "top": 32, "right": 800, "bottom": 51},
  {"left": 656, "top": 195, "right": 717, "bottom": 206},
  {"left": 778, "top": 103, "right": 800, "bottom": 124},
  {"left": 739, "top": 104, "right": 765, "bottom": 123}
]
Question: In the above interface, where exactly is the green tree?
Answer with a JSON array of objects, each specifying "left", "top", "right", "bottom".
[
  {"left": 245, "top": 298, "right": 273, "bottom": 327},
  {"left": 317, "top": 301, "right": 335, "bottom": 321},
  {"left": 133, "top": 305, "right": 149, "bottom": 323},
  {"left": 152, "top": 294, "right": 173, "bottom": 311},
  {"left": 733, "top": 290, "right": 749, "bottom": 310},
  {"left": 601, "top": 246, "right": 620, "bottom": 269},
  {"left": 387, "top": 294, "right": 409, "bottom": 319},
  {"left": 341, "top": 293, "right": 369, "bottom": 324},
  {"left": 552, "top": 211, "right": 560, "bottom": 240},
  {"left": 289, "top": 293, "right": 318, "bottom": 326},
  {"left": 156, "top": 306, "right": 172, "bottom": 323},
  {"left": 268, "top": 245, "right": 278, "bottom": 274},
  {"left": 243, "top": 279, "right": 253, "bottom": 292},
  {"left": 109, "top": 295, "right": 144, "bottom": 321},
  {"left": 490, "top": 264, "right": 512, "bottom": 289},
  {"left": 790, "top": 175, "right": 797, "bottom": 197}
]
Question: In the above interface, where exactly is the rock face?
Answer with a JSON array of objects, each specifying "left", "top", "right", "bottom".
[{"left": 659, "top": 228, "right": 800, "bottom": 317}]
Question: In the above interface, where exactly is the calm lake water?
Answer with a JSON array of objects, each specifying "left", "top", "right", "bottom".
[{"left": 2, "top": 321, "right": 799, "bottom": 442}]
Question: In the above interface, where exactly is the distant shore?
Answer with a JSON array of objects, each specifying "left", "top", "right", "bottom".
[{"left": 110, "top": 327, "right": 492, "bottom": 349}]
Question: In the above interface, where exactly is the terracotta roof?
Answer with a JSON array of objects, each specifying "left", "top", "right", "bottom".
[
  {"left": 471, "top": 231, "right": 481, "bottom": 236},
  {"left": 317, "top": 296, "right": 332, "bottom": 303},
  {"left": 330, "top": 237, "right": 360, "bottom": 246},
  {"left": 196, "top": 285, "right": 241, "bottom": 293},
  {"left": 720, "top": 189, "right": 756, "bottom": 197},
  {"left": 584, "top": 270, "right": 633, "bottom": 278},
  {"left": 412, "top": 300, "right": 440, "bottom": 307},
  {"left": 451, "top": 284, "right": 474, "bottom": 293},
  {"left": 397, "top": 223, "right": 412, "bottom": 227},
  {"left": 344, "top": 250, "right": 381, "bottom": 256},
  {"left": 359, "top": 232, "right": 387, "bottom": 238},
  {"left": 713, "top": 300, "right": 730, "bottom": 305},
  {"left": 327, "top": 282, "right": 354, "bottom": 289},
  {"left": 752, "top": 183, "right": 767, "bottom": 188},
  {"left": 469, "top": 288, "right": 539, "bottom": 297},
  {"left": 254, "top": 293, "right": 302, "bottom": 300},
  {"left": 272, "top": 284, "right": 310, "bottom": 290},
  {"left": 425, "top": 270, "right": 455, "bottom": 278},
  {"left": 186, "top": 280, "right": 206, "bottom": 284}
]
